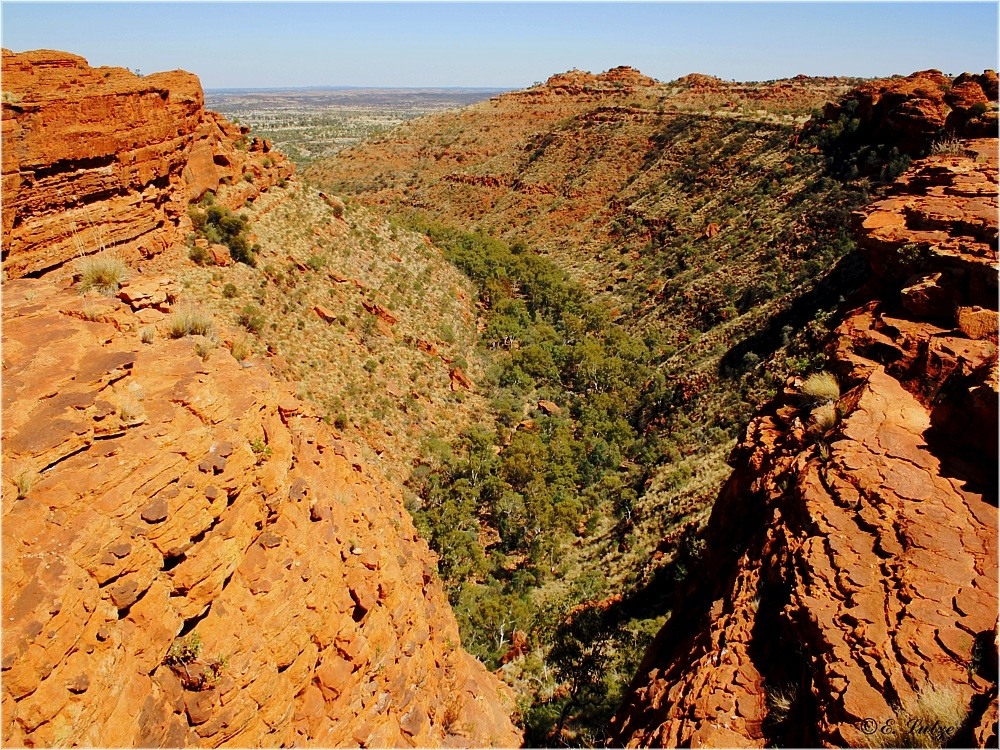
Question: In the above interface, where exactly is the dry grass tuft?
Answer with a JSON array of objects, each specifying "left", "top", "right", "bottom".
[
  {"left": 168, "top": 305, "right": 215, "bottom": 339},
  {"left": 809, "top": 402, "right": 839, "bottom": 435},
  {"left": 930, "top": 137, "right": 966, "bottom": 157},
  {"left": 115, "top": 395, "right": 146, "bottom": 426},
  {"left": 229, "top": 338, "right": 253, "bottom": 362},
  {"left": 139, "top": 326, "right": 156, "bottom": 344},
  {"left": 193, "top": 336, "right": 219, "bottom": 361},
  {"left": 800, "top": 371, "right": 840, "bottom": 403},
  {"left": 77, "top": 253, "right": 128, "bottom": 295},
  {"left": 766, "top": 684, "right": 797, "bottom": 724},
  {"left": 864, "top": 683, "right": 968, "bottom": 748},
  {"left": 14, "top": 468, "right": 36, "bottom": 499}
]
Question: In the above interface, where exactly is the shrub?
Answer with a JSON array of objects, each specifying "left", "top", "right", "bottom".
[
  {"left": 930, "top": 137, "right": 965, "bottom": 157},
  {"left": 139, "top": 326, "right": 155, "bottom": 344},
  {"left": 188, "top": 245, "right": 211, "bottom": 266},
  {"left": 237, "top": 304, "right": 266, "bottom": 334},
  {"left": 969, "top": 101, "right": 989, "bottom": 118},
  {"left": 168, "top": 305, "right": 215, "bottom": 338},
  {"left": 165, "top": 632, "right": 202, "bottom": 667},
  {"left": 188, "top": 202, "right": 257, "bottom": 266},
  {"left": 222, "top": 283, "right": 238, "bottom": 299},
  {"left": 800, "top": 371, "right": 840, "bottom": 403},
  {"left": 77, "top": 253, "right": 128, "bottom": 295}
]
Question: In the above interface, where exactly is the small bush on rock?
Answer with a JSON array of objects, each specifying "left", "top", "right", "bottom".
[{"left": 169, "top": 306, "right": 215, "bottom": 338}]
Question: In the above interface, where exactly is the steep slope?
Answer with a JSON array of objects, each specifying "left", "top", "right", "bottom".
[
  {"left": 305, "top": 67, "right": 861, "bottom": 300},
  {"left": 608, "top": 139, "right": 998, "bottom": 747},
  {"left": 151, "top": 182, "right": 491, "bottom": 487},
  {"left": 1, "top": 48, "right": 292, "bottom": 279},
  {"left": 1, "top": 50, "right": 520, "bottom": 747},
  {"left": 305, "top": 66, "right": 997, "bottom": 744}
]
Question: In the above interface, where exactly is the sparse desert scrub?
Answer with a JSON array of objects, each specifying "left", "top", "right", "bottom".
[
  {"left": 77, "top": 252, "right": 128, "bottom": 294},
  {"left": 139, "top": 326, "right": 155, "bottom": 344},
  {"left": 168, "top": 305, "right": 215, "bottom": 338}
]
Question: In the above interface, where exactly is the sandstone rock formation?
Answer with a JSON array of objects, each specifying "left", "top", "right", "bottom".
[
  {"left": 822, "top": 69, "right": 999, "bottom": 154},
  {"left": 1, "top": 50, "right": 519, "bottom": 748},
  {"left": 1, "top": 49, "right": 293, "bottom": 279},
  {"left": 1, "top": 274, "right": 520, "bottom": 747},
  {"left": 609, "top": 139, "right": 998, "bottom": 746}
]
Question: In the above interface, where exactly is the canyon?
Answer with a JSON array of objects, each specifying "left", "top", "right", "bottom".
[{"left": 2, "top": 47, "right": 998, "bottom": 749}]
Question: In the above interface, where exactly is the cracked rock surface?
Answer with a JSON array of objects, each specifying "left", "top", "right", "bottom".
[
  {"left": 609, "top": 142, "right": 998, "bottom": 747},
  {"left": 1, "top": 273, "right": 520, "bottom": 747}
]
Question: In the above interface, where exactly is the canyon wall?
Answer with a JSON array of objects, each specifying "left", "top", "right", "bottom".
[
  {"left": 608, "top": 135, "right": 998, "bottom": 747},
  {"left": 1, "top": 50, "right": 520, "bottom": 747},
  {"left": 1, "top": 49, "right": 293, "bottom": 278}
]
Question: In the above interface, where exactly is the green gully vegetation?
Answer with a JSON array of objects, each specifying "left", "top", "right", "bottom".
[{"left": 403, "top": 221, "right": 668, "bottom": 744}]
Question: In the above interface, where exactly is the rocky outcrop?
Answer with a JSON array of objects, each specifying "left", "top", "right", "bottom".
[
  {"left": 1, "top": 49, "right": 518, "bottom": 748},
  {"left": 1, "top": 270, "right": 520, "bottom": 747},
  {"left": 822, "top": 69, "right": 998, "bottom": 154},
  {"left": 1, "top": 49, "right": 292, "bottom": 279},
  {"left": 609, "top": 140, "right": 998, "bottom": 746}
]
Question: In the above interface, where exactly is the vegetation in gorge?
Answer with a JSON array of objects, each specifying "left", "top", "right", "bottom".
[
  {"left": 394, "top": 104, "right": 902, "bottom": 743},
  {"left": 403, "top": 222, "right": 670, "bottom": 744}
]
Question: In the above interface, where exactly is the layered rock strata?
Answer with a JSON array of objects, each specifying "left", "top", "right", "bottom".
[
  {"left": 1, "top": 49, "right": 519, "bottom": 747},
  {"left": 1, "top": 49, "right": 292, "bottom": 279},
  {"left": 609, "top": 141, "right": 998, "bottom": 746},
  {"left": 1, "top": 272, "right": 520, "bottom": 747}
]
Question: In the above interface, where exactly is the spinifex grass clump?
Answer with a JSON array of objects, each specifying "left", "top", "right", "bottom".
[
  {"left": 77, "top": 252, "right": 128, "bottom": 295},
  {"left": 800, "top": 371, "right": 840, "bottom": 403},
  {"left": 168, "top": 305, "right": 215, "bottom": 339}
]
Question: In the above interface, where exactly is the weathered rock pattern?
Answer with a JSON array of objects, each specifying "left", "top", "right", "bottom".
[
  {"left": 1, "top": 50, "right": 518, "bottom": 748},
  {"left": 608, "top": 139, "right": 998, "bottom": 746},
  {"left": 1, "top": 49, "right": 292, "bottom": 279},
  {"left": 1, "top": 272, "right": 520, "bottom": 747}
]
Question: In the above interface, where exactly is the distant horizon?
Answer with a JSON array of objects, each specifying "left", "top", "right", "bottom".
[{"left": 3, "top": 3, "right": 997, "bottom": 89}]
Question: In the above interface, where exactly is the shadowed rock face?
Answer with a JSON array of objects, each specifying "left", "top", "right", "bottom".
[
  {"left": 1, "top": 51, "right": 520, "bottom": 748},
  {"left": 1, "top": 48, "right": 293, "bottom": 278},
  {"left": 608, "top": 137, "right": 998, "bottom": 746}
]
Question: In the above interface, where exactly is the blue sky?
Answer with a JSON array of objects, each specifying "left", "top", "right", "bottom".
[{"left": 3, "top": 2, "right": 997, "bottom": 88}]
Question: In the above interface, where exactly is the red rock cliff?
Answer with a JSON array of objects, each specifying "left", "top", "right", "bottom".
[
  {"left": 1, "top": 49, "right": 293, "bottom": 278},
  {"left": 1, "top": 51, "right": 520, "bottom": 747},
  {"left": 609, "top": 142, "right": 998, "bottom": 745}
]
